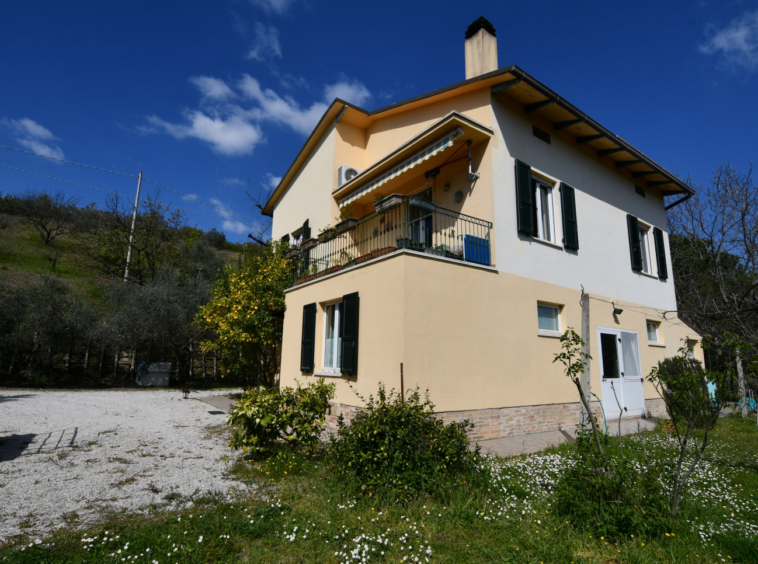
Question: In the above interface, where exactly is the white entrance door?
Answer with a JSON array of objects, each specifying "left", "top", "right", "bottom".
[{"left": 598, "top": 328, "right": 645, "bottom": 419}]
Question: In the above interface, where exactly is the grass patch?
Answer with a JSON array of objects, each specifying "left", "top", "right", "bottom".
[{"left": 1, "top": 416, "right": 757, "bottom": 562}]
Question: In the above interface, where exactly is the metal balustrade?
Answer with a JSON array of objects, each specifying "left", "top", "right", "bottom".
[{"left": 288, "top": 196, "right": 492, "bottom": 287}]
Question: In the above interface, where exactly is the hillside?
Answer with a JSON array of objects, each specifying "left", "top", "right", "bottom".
[{"left": 0, "top": 212, "right": 239, "bottom": 296}]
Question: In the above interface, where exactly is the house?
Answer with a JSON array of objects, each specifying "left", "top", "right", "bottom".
[{"left": 261, "top": 17, "right": 702, "bottom": 439}]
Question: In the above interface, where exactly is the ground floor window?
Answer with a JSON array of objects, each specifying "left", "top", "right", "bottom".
[
  {"left": 537, "top": 303, "right": 561, "bottom": 336},
  {"left": 323, "top": 302, "right": 342, "bottom": 372}
]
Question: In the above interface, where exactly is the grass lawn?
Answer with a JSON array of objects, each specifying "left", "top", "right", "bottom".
[{"left": 1, "top": 415, "right": 757, "bottom": 563}]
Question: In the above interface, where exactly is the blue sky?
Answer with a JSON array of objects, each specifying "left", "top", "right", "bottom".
[{"left": 1, "top": 0, "right": 756, "bottom": 241}]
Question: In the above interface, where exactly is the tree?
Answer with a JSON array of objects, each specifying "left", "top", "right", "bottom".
[
  {"left": 17, "top": 189, "right": 79, "bottom": 244},
  {"left": 196, "top": 242, "right": 290, "bottom": 387},
  {"left": 647, "top": 348, "right": 726, "bottom": 516},
  {"left": 668, "top": 163, "right": 758, "bottom": 416},
  {"left": 78, "top": 194, "right": 188, "bottom": 284}
]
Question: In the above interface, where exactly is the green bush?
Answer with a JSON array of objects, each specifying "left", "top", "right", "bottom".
[
  {"left": 228, "top": 379, "right": 335, "bottom": 455},
  {"left": 329, "top": 383, "right": 483, "bottom": 503},
  {"left": 553, "top": 448, "right": 671, "bottom": 539}
]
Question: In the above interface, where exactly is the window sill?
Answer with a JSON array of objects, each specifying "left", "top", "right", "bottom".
[
  {"left": 648, "top": 342, "right": 666, "bottom": 348},
  {"left": 532, "top": 237, "right": 564, "bottom": 250},
  {"left": 538, "top": 330, "right": 561, "bottom": 338},
  {"left": 636, "top": 270, "right": 658, "bottom": 280},
  {"left": 314, "top": 370, "right": 343, "bottom": 378}
]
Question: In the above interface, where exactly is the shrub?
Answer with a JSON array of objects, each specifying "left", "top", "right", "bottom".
[
  {"left": 228, "top": 379, "right": 335, "bottom": 455},
  {"left": 553, "top": 448, "right": 671, "bottom": 539},
  {"left": 329, "top": 383, "right": 483, "bottom": 503}
]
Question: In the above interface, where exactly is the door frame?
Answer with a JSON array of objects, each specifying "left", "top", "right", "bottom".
[{"left": 597, "top": 327, "right": 645, "bottom": 418}]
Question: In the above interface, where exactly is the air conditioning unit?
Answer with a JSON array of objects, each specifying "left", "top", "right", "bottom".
[{"left": 338, "top": 165, "right": 362, "bottom": 187}]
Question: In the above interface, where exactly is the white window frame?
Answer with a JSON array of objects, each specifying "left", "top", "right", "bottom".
[
  {"left": 537, "top": 303, "right": 561, "bottom": 337},
  {"left": 686, "top": 340, "right": 697, "bottom": 360},
  {"left": 291, "top": 228, "right": 303, "bottom": 247},
  {"left": 534, "top": 179, "right": 556, "bottom": 244},
  {"left": 320, "top": 301, "right": 342, "bottom": 374},
  {"left": 637, "top": 224, "right": 652, "bottom": 275},
  {"left": 646, "top": 321, "right": 661, "bottom": 345}
]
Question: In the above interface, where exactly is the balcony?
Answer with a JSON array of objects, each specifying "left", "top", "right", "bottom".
[{"left": 288, "top": 196, "right": 492, "bottom": 287}]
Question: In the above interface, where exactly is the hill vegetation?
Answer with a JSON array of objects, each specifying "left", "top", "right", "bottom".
[{"left": 0, "top": 190, "right": 249, "bottom": 387}]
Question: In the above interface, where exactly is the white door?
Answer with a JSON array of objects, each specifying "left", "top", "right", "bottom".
[{"left": 598, "top": 328, "right": 645, "bottom": 419}]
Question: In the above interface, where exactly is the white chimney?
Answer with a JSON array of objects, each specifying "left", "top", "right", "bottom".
[{"left": 464, "top": 17, "right": 498, "bottom": 80}]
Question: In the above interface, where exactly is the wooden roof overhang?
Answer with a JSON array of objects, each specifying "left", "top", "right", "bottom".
[{"left": 262, "top": 65, "right": 692, "bottom": 216}]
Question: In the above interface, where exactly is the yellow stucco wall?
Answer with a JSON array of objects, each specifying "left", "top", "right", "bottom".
[{"left": 280, "top": 252, "right": 702, "bottom": 413}]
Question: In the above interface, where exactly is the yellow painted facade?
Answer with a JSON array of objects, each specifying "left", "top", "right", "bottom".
[{"left": 282, "top": 251, "right": 700, "bottom": 413}]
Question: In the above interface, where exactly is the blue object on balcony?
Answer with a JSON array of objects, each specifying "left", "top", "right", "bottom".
[{"left": 463, "top": 234, "right": 490, "bottom": 265}]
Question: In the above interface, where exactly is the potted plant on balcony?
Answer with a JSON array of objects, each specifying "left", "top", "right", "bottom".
[
  {"left": 408, "top": 196, "right": 436, "bottom": 212},
  {"left": 301, "top": 237, "right": 317, "bottom": 251},
  {"left": 374, "top": 193, "right": 403, "bottom": 214},
  {"left": 284, "top": 244, "right": 301, "bottom": 259},
  {"left": 334, "top": 203, "right": 359, "bottom": 234},
  {"left": 318, "top": 224, "right": 338, "bottom": 243}
]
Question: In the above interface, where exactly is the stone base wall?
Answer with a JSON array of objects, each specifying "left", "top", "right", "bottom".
[{"left": 327, "top": 397, "right": 668, "bottom": 441}]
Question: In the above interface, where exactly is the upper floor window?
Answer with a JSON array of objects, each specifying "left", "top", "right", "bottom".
[
  {"left": 534, "top": 179, "right": 556, "bottom": 243},
  {"left": 638, "top": 224, "right": 652, "bottom": 275}
]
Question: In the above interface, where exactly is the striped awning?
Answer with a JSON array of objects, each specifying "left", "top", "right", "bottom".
[{"left": 339, "top": 128, "right": 465, "bottom": 207}]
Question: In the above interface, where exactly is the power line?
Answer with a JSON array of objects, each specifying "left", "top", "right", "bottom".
[
  {"left": 0, "top": 163, "right": 131, "bottom": 198},
  {"left": 0, "top": 143, "right": 260, "bottom": 223},
  {"left": 0, "top": 162, "right": 258, "bottom": 227},
  {"left": 0, "top": 144, "right": 139, "bottom": 178},
  {"left": 141, "top": 178, "right": 258, "bottom": 223}
]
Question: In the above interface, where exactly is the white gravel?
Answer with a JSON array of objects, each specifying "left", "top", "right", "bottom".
[{"left": 0, "top": 389, "right": 249, "bottom": 544}]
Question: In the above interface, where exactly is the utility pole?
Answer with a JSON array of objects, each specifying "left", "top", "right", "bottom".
[
  {"left": 580, "top": 288, "right": 592, "bottom": 427},
  {"left": 123, "top": 171, "right": 143, "bottom": 282}
]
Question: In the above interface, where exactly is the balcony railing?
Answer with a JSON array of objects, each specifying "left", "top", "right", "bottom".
[{"left": 288, "top": 196, "right": 492, "bottom": 287}]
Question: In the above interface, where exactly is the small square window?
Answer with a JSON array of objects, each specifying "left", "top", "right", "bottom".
[
  {"left": 537, "top": 304, "right": 560, "bottom": 335},
  {"left": 646, "top": 321, "right": 659, "bottom": 343},
  {"left": 686, "top": 340, "right": 697, "bottom": 360}
]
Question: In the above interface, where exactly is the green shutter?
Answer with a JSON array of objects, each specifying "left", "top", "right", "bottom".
[
  {"left": 653, "top": 227, "right": 668, "bottom": 280},
  {"left": 627, "top": 215, "right": 643, "bottom": 272},
  {"left": 560, "top": 183, "right": 579, "bottom": 250},
  {"left": 515, "top": 160, "right": 536, "bottom": 236},
  {"left": 281, "top": 234, "right": 290, "bottom": 243},
  {"left": 300, "top": 303, "right": 317, "bottom": 372},
  {"left": 302, "top": 219, "right": 311, "bottom": 240},
  {"left": 340, "top": 292, "right": 360, "bottom": 375}
]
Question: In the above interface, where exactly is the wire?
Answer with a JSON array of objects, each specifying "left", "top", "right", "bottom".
[
  {"left": 0, "top": 144, "right": 140, "bottom": 178},
  {"left": 141, "top": 178, "right": 258, "bottom": 223},
  {"left": 0, "top": 143, "right": 260, "bottom": 223},
  {"left": 0, "top": 163, "right": 258, "bottom": 227},
  {"left": 0, "top": 163, "right": 131, "bottom": 198}
]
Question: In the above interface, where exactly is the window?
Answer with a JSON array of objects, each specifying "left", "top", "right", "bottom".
[
  {"left": 537, "top": 303, "right": 560, "bottom": 336},
  {"left": 686, "top": 340, "right": 697, "bottom": 360},
  {"left": 322, "top": 302, "right": 342, "bottom": 372},
  {"left": 638, "top": 225, "right": 652, "bottom": 274},
  {"left": 534, "top": 179, "right": 556, "bottom": 243},
  {"left": 646, "top": 321, "right": 659, "bottom": 343}
]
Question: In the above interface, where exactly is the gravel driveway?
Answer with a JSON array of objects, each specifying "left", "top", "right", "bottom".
[{"left": 0, "top": 389, "right": 248, "bottom": 544}]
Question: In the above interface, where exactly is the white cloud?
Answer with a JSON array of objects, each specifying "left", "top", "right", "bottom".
[
  {"left": 324, "top": 77, "right": 372, "bottom": 107},
  {"left": 1, "top": 117, "right": 65, "bottom": 159},
  {"left": 248, "top": 0, "right": 295, "bottom": 15},
  {"left": 264, "top": 173, "right": 282, "bottom": 190},
  {"left": 700, "top": 9, "right": 758, "bottom": 71},
  {"left": 143, "top": 74, "right": 371, "bottom": 155},
  {"left": 146, "top": 112, "right": 263, "bottom": 156},
  {"left": 189, "top": 76, "right": 236, "bottom": 101},
  {"left": 247, "top": 23, "right": 282, "bottom": 61},
  {"left": 182, "top": 192, "right": 199, "bottom": 202},
  {"left": 210, "top": 197, "right": 250, "bottom": 235},
  {"left": 238, "top": 74, "right": 327, "bottom": 135},
  {"left": 220, "top": 177, "right": 247, "bottom": 187}
]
